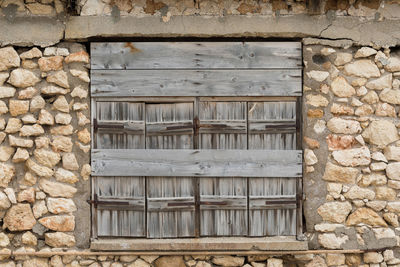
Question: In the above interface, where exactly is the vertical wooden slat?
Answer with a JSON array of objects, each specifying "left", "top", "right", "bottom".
[
  {"left": 199, "top": 101, "right": 248, "bottom": 236},
  {"left": 147, "top": 177, "right": 195, "bottom": 238},
  {"left": 145, "top": 103, "right": 193, "bottom": 149},
  {"left": 96, "top": 101, "right": 145, "bottom": 149},
  {"left": 146, "top": 102, "right": 195, "bottom": 238},
  {"left": 199, "top": 101, "right": 247, "bottom": 149},
  {"left": 296, "top": 97, "right": 304, "bottom": 239},
  {"left": 193, "top": 97, "right": 200, "bottom": 237},
  {"left": 248, "top": 101, "right": 297, "bottom": 236},
  {"left": 96, "top": 176, "right": 146, "bottom": 237},
  {"left": 248, "top": 101, "right": 296, "bottom": 150},
  {"left": 248, "top": 178, "right": 296, "bottom": 236}
]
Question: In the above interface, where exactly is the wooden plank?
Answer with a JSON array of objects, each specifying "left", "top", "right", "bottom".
[
  {"left": 145, "top": 103, "right": 194, "bottom": 149},
  {"left": 200, "top": 178, "right": 248, "bottom": 236},
  {"left": 249, "top": 120, "right": 296, "bottom": 134},
  {"left": 92, "top": 149, "right": 302, "bottom": 178},
  {"left": 199, "top": 102, "right": 247, "bottom": 149},
  {"left": 249, "top": 177, "right": 297, "bottom": 236},
  {"left": 91, "top": 42, "right": 302, "bottom": 70},
  {"left": 91, "top": 69, "right": 302, "bottom": 97},
  {"left": 95, "top": 101, "right": 145, "bottom": 149},
  {"left": 199, "top": 120, "right": 246, "bottom": 134},
  {"left": 199, "top": 96, "right": 297, "bottom": 102},
  {"left": 96, "top": 120, "right": 145, "bottom": 133},
  {"left": 96, "top": 176, "right": 146, "bottom": 237},
  {"left": 147, "top": 177, "right": 195, "bottom": 238},
  {"left": 248, "top": 102, "right": 297, "bottom": 150},
  {"left": 199, "top": 101, "right": 248, "bottom": 236},
  {"left": 146, "top": 121, "right": 193, "bottom": 136},
  {"left": 90, "top": 236, "right": 309, "bottom": 251}
]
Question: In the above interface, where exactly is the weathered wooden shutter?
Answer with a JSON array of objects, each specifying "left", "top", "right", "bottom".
[
  {"left": 145, "top": 103, "right": 195, "bottom": 238},
  {"left": 248, "top": 101, "right": 298, "bottom": 236},
  {"left": 95, "top": 176, "right": 145, "bottom": 237},
  {"left": 93, "top": 101, "right": 146, "bottom": 237},
  {"left": 91, "top": 42, "right": 303, "bottom": 239},
  {"left": 199, "top": 102, "right": 248, "bottom": 236},
  {"left": 95, "top": 101, "right": 145, "bottom": 149}
]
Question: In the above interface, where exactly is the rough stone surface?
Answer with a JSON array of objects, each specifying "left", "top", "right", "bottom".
[
  {"left": 318, "top": 233, "right": 348, "bottom": 249},
  {"left": 317, "top": 201, "right": 352, "bottom": 223},
  {"left": 327, "top": 118, "right": 361, "bottom": 134},
  {"left": 39, "top": 215, "right": 75, "bottom": 232},
  {"left": 55, "top": 168, "right": 78, "bottom": 184},
  {"left": 379, "top": 88, "right": 400, "bottom": 104},
  {"left": 362, "top": 120, "right": 399, "bottom": 146},
  {"left": 3, "top": 204, "right": 36, "bottom": 231},
  {"left": 344, "top": 60, "right": 381, "bottom": 78},
  {"left": 46, "top": 70, "right": 69, "bottom": 89},
  {"left": 323, "top": 162, "right": 359, "bottom": 184},
  {"left": 0, "top": 87, "right": 15, "bottom": 98},
  {"left": 211, "top": 256, "right": 245, "bottom": 267},
  {"left": 39, "top": 179, "right": 77, "bottom": 198},
  {"left": 44, "top": 232, "right": 75, "bottom": 247},
  {"left": 38, "top": 56, "right": 63, "bottom": 72},
  {"left": 8, "top": 69, "right": 40, "bottom": 88},
  {"left": 346, "top": 208, "right": 387, "bottom": 227},
  {"left": 0, "top": 163, "right": 15, "bottom": 187},
  {"left": 0, "top": 47, "right": 20, "bottom": 71},
  {"left": 154, "top": 256, "right": 186, "bottom": 267},
  {"left": 62, "top": 153, "right": 79, "bottom": 171},
  {"left": 331, "top": 76, "right": 355, "bottom": 97},
  {"left": 306, "top": 94, "right": 329, "bottom": 107},
  {"left": 343, "top": 185, "right": 375, "bottom": 200},
  {"left": 366, "top": 74, "right": 392, "bottom": 90},
  {"left": 386, "top": 163, "right": 400, "bottom": 180},
  {"left": 26, "top": 159, "right": 53, "bottom": 178},
  {"left": 332, "top": 146, "right": 371, "bottom": 167},
  {"left": 47, "top": 198, "right": 76, "bottom": 214},
  {"left": 9, "top": 100, "right": 29, "bottom": 116}
]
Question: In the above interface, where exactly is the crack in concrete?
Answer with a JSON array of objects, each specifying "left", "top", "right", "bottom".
[{"left": 2, "top": 15, "right": 400, "bottom": 47}]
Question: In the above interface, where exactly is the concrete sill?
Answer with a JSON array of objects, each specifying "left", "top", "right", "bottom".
[{"left": 90, "top": 236, "right": 308, "bottom": 251}]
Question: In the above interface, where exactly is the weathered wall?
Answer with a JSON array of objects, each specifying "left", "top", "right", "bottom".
[
  {"left": 1, "top": 0, "right": 400, "bottom": 266},
  {"left": 0, "top": 43, "right": 92, "bottom": 255},
  {"left": 77, "top": 0, "right": 400, "bottom": 18},
  {"left": 303, "top": 43, "right": 400, "bottom": 251}
]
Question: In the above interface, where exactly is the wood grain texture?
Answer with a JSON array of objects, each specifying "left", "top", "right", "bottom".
[
  {"left": 92, "top": 149, "right": 303, "bottom": 178},
  {"left": 145, "top": 103, "right": 193, "bottom": 149},
  {"left": 199, "top": 101, "right": 247, "bottom": 149},
  {"left": 248, "top": 177, "right": 297, "bottom": 236},
  {"left": 248, "top": 101, "right": 297, "bottom": 150},
  {"left": 95, "top": 101, "right": 145, "bottom": 149},
  {"left": 90, "top": 40, "right": 303, "bottom": 238},
  {"left": 91, "top": 42, "right": 302, "bottom": 70},
  {"left": 147, "top": 177, "right": 195, "bottom": 238},
  {"left": 96, "top": 176, "right": 146, "bottom": 237},
  {"left": 199, "top": 101, "right": 248, "bottom": 236},
  {"left": 91, "top": 69, "right": 302, "bottom": 97}
]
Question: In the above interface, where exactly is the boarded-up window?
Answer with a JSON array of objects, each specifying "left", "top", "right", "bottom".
[{"left": 90, "top": 42, "right": 303, "bottom": 238}]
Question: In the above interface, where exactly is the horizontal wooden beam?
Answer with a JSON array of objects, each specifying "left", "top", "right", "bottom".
[
  {"left": 91, "top": 69, "right": 302, "bottom": 97},
  {"left": 92, "top": 149, "right": 302, "bottom": 177},
  {"left": 90, "top": 236, "right": 308, "bottom": 251},
  {"left": 91, "top": 42, "right": 302, "bottom": 70}
]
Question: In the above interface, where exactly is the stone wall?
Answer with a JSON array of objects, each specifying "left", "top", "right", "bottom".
[
  {"left": 303, "top": 43, "right": 400, "bottom": 253},
  {"left": 0, "top": 0, "right": 66, "bottom": 17},
  {"left": 1, "top": 5, "right": 400, "bottom": 264},
  {"left": 78, "top": 0, "right": 400, "bottom": 19},
  {"left": 0, "top": 43, "right": 92, "bottom": 258}
]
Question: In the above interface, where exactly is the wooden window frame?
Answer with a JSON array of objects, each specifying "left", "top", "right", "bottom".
[{"left": 89, "top": 41, "right": 305, "bottom": 250}]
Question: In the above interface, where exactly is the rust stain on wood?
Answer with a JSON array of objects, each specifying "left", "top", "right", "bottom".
[{"left": 124, "top": 42, "right": 141, "bottom": 53}]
